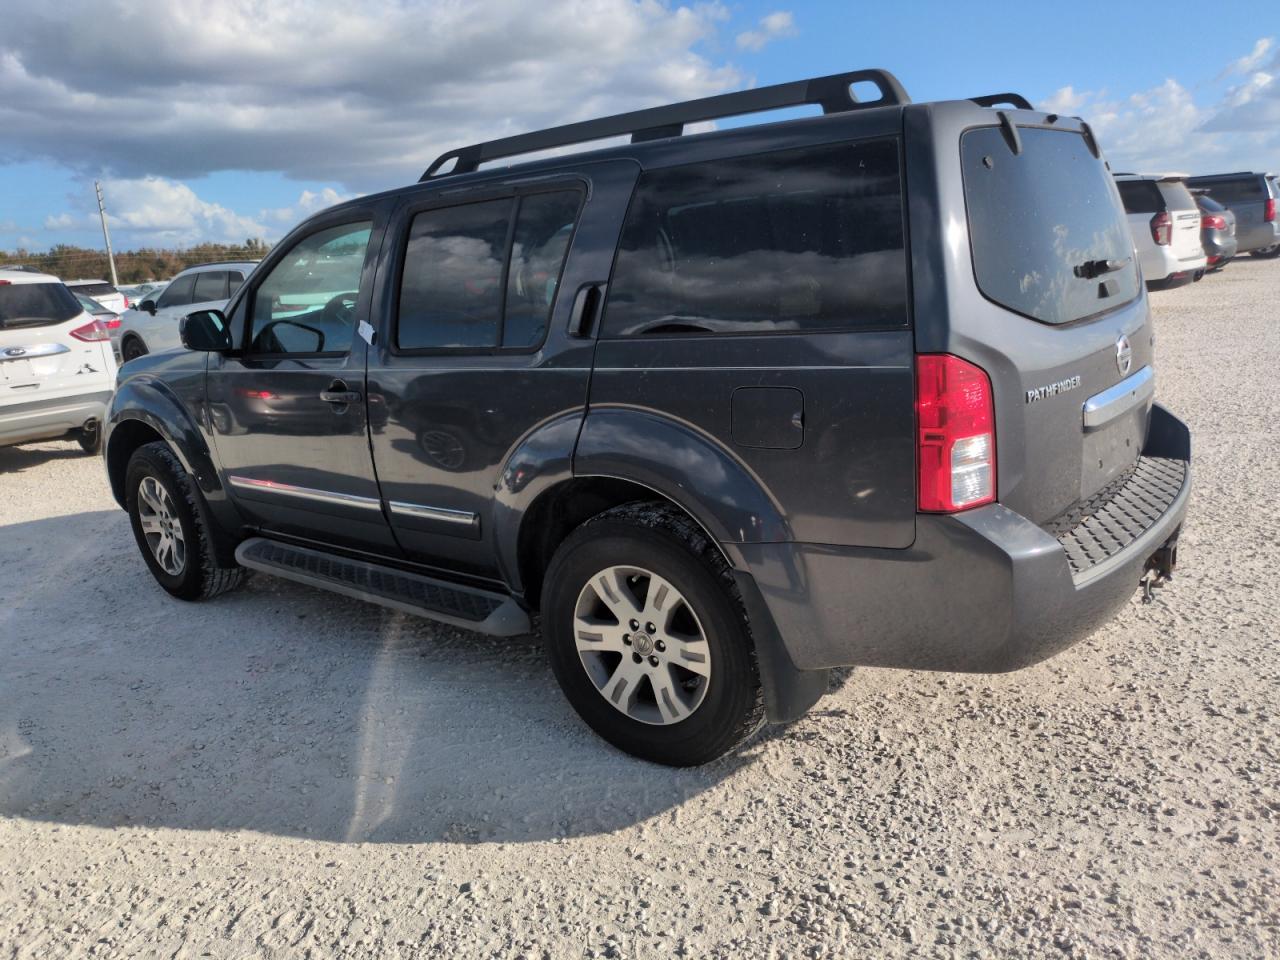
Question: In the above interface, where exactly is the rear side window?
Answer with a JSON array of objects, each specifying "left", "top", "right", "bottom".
[
  {"left": 396, "top": 189, "right": 582, "bottom": 351},
  {"left": 603, "top": 139, "right": 908, "bottom": 337},
  {"left": 0, "top": 282, "right": 82, "bottom": 330},
  {"left": 1117, "top": 180, "right": 1163, "bottom": 214},
  {"left": 962, "top": 127, "right": 1141, "bottom": 326},
  {"left": 227, "top": 271, "right": 245, "bottom": 296},
  {"left": 192, "top": 271, "right": 228, "bottom": 303},
  {"left": 156, "top": 273, "right": 196, "bottom": 309}
]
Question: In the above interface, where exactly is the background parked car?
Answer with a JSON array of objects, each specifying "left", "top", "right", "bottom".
[
  {"left": 118, "top": 281, "right": 169, "bottom": 303},
  {"left": 64, "top": 279, "right": 128, "bottom": 314},
  {"left": 1114, "top": 174, "right": 1207, "bottom": 287},
  {"left": 1193, "top": 193, "right": 1238, "bottom": 271},
  {"left": 116, "top": 262, "right": 255, "bottom": 361},
  {"left": 1186, "top": 171, "right": 1280, "bottom": 258},
  {"left": 0, "top": 267, "right": 117, "bottom": 453},
  {"left": 72, "top": 291, "right": 124, "bottom": 356}
]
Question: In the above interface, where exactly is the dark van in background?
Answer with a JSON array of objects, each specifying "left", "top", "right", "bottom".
[{"left": 1186, "top": 171, "right": 1280, "bottom": 258}]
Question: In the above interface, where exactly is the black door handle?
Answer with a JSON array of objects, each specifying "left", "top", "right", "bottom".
[
  {"left": 320, "top": 380, "right": 361, "bottom": 405},
  {"left": 567, "top": 282, "right": 606, "bottom": 338}
]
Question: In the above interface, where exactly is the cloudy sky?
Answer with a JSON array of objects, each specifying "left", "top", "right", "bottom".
[{"left": 1, "top": 0, "right": 1277, "bottom": 251}]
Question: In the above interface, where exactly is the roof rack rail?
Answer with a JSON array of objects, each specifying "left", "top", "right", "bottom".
[
  {"left": 420, "top": 68, "right": 911, "bottom": 181},
  {"left": 970, "top": 93, "right": 1034, "bottom": 110}
]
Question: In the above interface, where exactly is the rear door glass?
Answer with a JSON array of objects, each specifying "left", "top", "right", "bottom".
[
  {"left": 0, "top": 283, "right": 82, "bottom": 329},
  {"left": 962, "top": 126, "right": 1140, "bottom": 326}
]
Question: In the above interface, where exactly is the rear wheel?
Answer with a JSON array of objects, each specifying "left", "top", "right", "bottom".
[
  {"left": 541, "top": 502, "right": 764, "bottom": 766},
  {"left": 75, "top": 422, "right": 101, "bottom": 454},
  {"left": 1251, "top": 244, "right": 1280, "bottom": 259},
  {"left": 121, "top": 337, "right": 148, "bottom": 362},
  {"left": 125, "top": 441, "right": 245, "bottom": 601}
]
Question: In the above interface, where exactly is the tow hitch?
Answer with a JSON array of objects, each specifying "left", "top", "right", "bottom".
[{"left": 1140, "top": 539, "right": 1178, "bottom": 603}]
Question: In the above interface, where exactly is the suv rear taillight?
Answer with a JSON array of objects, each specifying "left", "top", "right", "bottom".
[
  {"left": 1202, "top": 213, "right": 1226, "bottom": 231},
  {"left": 1150, "top": 211, "right": 1173, "bottom": 245},
  {"left": 915, "top": 354, "right": 996, "bottom": 513},
  {"left": 69, "top": 319, "right": 110, "bottom": 342},
  {"left": 1265, "top": 198, "right": 1277, "bottom": 223}
]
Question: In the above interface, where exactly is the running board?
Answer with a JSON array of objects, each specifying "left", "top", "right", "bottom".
[{"left": 234, "top": 537, "right": 530, "bottom": 637}]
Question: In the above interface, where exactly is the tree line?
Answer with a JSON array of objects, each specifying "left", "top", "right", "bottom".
[{"left": 1, "top": 238, "right": 273, "bottom": 284}]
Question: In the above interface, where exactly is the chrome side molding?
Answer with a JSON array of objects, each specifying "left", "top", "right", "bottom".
[
  {"left": 1082, "top": 365, "right": 1154, "bottom": 432},
  {"left": 387, "top": 500, "right": 478, "bottom": 527},
  {"left": 226, "top": 475, "right": 383, "bottom": 511}
]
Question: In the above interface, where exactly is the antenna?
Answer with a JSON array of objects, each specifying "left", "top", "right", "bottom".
[{"left": 94, "top": 181, "right": 119, "bottom": 287}]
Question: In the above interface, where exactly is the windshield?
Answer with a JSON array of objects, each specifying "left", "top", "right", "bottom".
[
  {"left": 962, "top": 126, "right": 1141, "bottom": 326},
  {"left": 0, "top": 282, "right": 83, "bottom": 330}
]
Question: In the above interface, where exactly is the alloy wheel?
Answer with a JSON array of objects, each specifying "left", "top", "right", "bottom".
[
  {"left": 137, "top": 476, "right": 186, "bottom": 576},
  {"left": 573, "top": 565, "right": 712, "bottom": 725}
]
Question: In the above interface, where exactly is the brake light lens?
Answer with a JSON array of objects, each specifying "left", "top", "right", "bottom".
[
  {"left": 69, "top": 318, "right": 110, "bottom": 342},
  {"left": 1150, "top": 211, "right": 1172, "bottom": 246},
  {"left": 102, "top": 314, "right": 121, "bottom": 330},
  {"left": 1265, "top": 198, "right": 1277, "bottom": 223},
  {"left": 915, "top": 354, "right": 996, "bottom": 513},
  {"left": 122, "top": 295, "right": 131, "bottom": 309},
  {"left": 1201, "top": 214, "right": 1227, "bottom": 231}
]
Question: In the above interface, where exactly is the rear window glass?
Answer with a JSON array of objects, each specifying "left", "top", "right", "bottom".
[
  {"left": 603, "top": 138, "right": 908, "bottom": 337},
  {"left": 67, "top": 281, "right": 118, "bottom": 296},
  {"left": 156, "top": 273, "right": 196, "bottom": 309},
  {"left": 0, "top": 282, "right": 82, "bottom": 329},
  {"left": 1191, "top": 177, "right": 1266, "bottom": 203},
  {"left": 1158, "top": 181, "right": 1197, "bottom": 211},
  {"left": 962, "top": 126, "right": 1141, "bottom": 326},
  {"left": 1117, "top": 180, "right": 1163, "bottom": 214}
]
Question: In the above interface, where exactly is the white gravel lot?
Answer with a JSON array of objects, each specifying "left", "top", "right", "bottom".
[{"left": 1, "top": 258, "right": 1278, "bottom": 959}]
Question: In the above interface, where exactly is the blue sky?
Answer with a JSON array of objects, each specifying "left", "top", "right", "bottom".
[{"left": 1, "top": 0, "right": 1276, "bottom": 253}]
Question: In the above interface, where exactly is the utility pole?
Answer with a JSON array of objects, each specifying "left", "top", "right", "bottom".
[{"left": 94, "top": 181, "right": 119, "bottom": 286}]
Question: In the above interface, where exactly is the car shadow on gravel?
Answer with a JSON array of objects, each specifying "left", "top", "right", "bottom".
[
  {"left": 0, "top": 440, "right": 91, "bottom": 474},
  {"left": 0, "top": 511, "right": 770, "bottom": 845}
]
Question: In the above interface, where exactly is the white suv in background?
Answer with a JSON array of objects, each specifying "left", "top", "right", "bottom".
[
  {"left": 0, "top": 268, "right": 118, "bottom": 453},
  {"left": 116, "top": 261, "right": 257, "bottom": 361},
  {"left": 1114, "top": 174, "right": 1208, "bottom": 288}
]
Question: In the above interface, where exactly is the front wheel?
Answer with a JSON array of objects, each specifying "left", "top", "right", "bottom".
[
  {"left": 121, "top": 337, "right": 148, "bottom": 362},
  {"left": 541, "top": 502, "right": 764, "bottom": 766},
  {"left": 125, "top": 441, "right": 246, "bottom": 601}
]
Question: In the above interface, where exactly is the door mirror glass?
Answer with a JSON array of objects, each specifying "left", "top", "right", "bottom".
[{"left": 180, "top": 309, "right": 233, "bottom": 352}]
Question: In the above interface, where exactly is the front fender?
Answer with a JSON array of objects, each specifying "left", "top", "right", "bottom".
[
  {"left": 574, "top": 407, "right": 791, "bottom": 544},
  {"left": 104, "top": 375, "right": 243, "bottom": 557}
]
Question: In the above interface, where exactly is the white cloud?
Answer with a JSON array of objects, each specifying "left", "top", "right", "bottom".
[
  {"left": 93, "top": 176, "right": 268, "bottom": 245},
  {"left": 1226, "top": 37, "right": 1274, "bottom": 75},
  {"left": 736, "top": 11, "right": 796, "bottom": 52},
  {"left": 1038, "top": 40, "right": 1280, "bottom": 175},
  {"left": 262, "top": 187, "right": 355, "bottom": 225},
  {"left": 0, "top": 0, "right": 743, "bottom": 193}
]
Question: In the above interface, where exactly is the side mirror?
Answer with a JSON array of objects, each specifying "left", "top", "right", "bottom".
[
  {"left": 139, "top": 299, "right": 156, "bottom": 315},
  {"left": 180, "top": 309, "right": 233, "bottom": 352}
]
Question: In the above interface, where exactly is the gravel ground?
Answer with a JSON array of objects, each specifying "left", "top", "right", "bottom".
[{"left": 1, "top": 259, "right": 1277, "bottom": 959}]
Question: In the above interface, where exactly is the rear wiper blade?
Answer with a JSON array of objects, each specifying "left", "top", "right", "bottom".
[{"left": 1073, "top": 257, "right": 1131, "bottom": 280}]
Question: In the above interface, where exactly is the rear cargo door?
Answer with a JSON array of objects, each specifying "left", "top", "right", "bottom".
[
  {"left": 1159, "top": 181, "right": 1204, "bottom": 263},
  {"left": 0, "top": 282, "right": 113, "bottom": 402},
  {"left": 947, "top": 122, "right": 1153, "bottom": 527}
]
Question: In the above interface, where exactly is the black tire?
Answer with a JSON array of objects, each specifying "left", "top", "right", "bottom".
[
  {"left": 76, "top": 422, "right": 101, "bottom": 454},
  {"left": 1251, "top": 245, "right": 1280, "bottom": 259},
  {"left": 125, "top": 441, "right": 246, "bottom": 601},
  {"left": 541, "top": 501, "right": 764, "bottom": 766},
  {"left": 121, "top": 337, "right": 148, "bottom": 362}
]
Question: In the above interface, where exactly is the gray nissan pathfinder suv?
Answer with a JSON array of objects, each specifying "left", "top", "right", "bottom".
[{"left": 102, "top": 70, "right": 1192, "bottom": 765}]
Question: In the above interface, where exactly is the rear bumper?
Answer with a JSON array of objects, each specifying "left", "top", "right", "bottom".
[
  {"left": 735, "top": 404, "right": 1191, "bottom": 673},
  {"left": 1203, "top": 235, "right": 1238, "bottom": 264},
  {"left": 1237, "top": 222, "right": 1280, "bottom": 253},
  {"left": 0, "top": 390, "right": 112, "bottom": 446}
]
